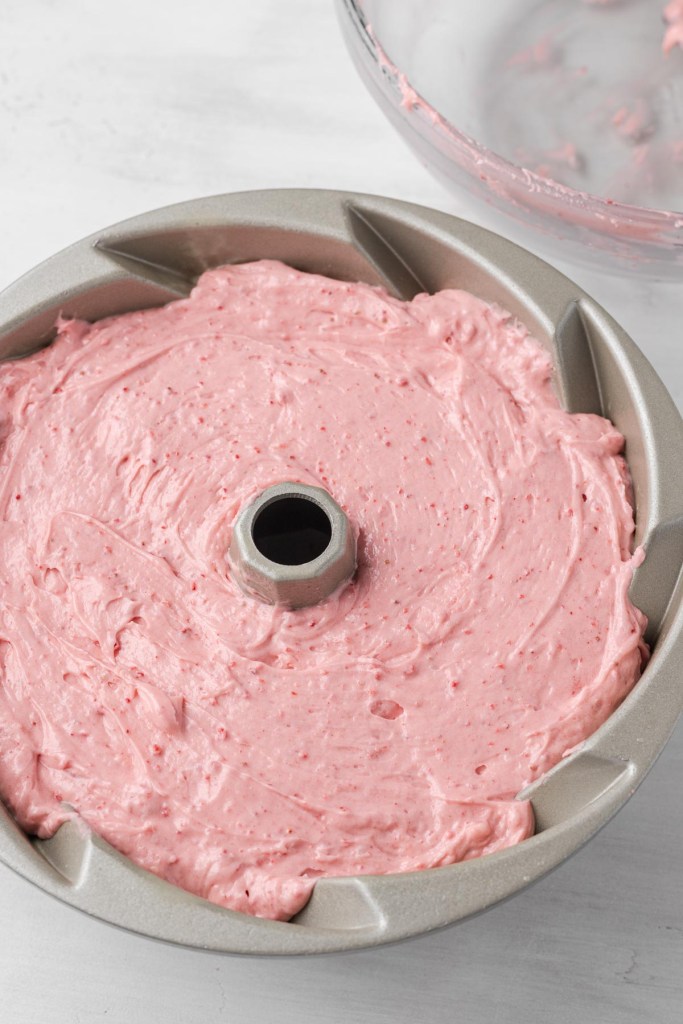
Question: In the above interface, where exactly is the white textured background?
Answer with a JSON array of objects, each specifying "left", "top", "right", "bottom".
[{"left": 0, "top": 2, "right": 681, "bottom": 1022}]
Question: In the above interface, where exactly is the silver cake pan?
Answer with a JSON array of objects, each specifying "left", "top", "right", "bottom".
[{"left": 0, "top": 190, "right": 681, "bottom": 955}]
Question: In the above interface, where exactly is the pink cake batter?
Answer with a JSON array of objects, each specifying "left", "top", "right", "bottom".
[
  {"left": 663, "top": 0, "right": 683, "bottom": 52},
  {"left": 0, "top": 261, "right": 647, "bottom": 920}
]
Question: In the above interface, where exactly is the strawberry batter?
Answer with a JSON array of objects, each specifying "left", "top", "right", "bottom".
[
  {"left": 0, "top": 261, "right": 647, "bottom": 919},
  {"left": 663, "top": 0, "right": 683, "bottom": 52}
]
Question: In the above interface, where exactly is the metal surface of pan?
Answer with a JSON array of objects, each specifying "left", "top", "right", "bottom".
[{"left": 0, "top": 190, "right": 681, "bottom": 955}]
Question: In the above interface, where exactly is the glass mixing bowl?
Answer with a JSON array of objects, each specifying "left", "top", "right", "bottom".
[{"left": 337, "top": 0, "right": 683, "bottom": 275}]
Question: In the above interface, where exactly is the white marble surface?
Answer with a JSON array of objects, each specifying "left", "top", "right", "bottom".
[{"left": 0, "top": 2, "right": 681, "bottom": 1021}]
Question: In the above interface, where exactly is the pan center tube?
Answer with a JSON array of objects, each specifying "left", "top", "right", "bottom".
[{"left": 229, "top": 482, "right": 356, "bottom": 609}]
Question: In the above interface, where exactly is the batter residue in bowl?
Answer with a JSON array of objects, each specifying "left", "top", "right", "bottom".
[{"left": 0, "top": 261, "right": 647, "bottom": 919}]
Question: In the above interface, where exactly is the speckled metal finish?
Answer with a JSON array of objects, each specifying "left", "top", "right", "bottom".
[
  {"left": 0, "top": 190, "right": 681, "bottom": 955},
  {"left": 229, "top": 481, "right": 356, "bottom": 608}
]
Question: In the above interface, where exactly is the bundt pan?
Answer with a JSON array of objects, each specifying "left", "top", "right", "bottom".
[{"left": 0, "top": 190, "right": 681, "bottom": 955}]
